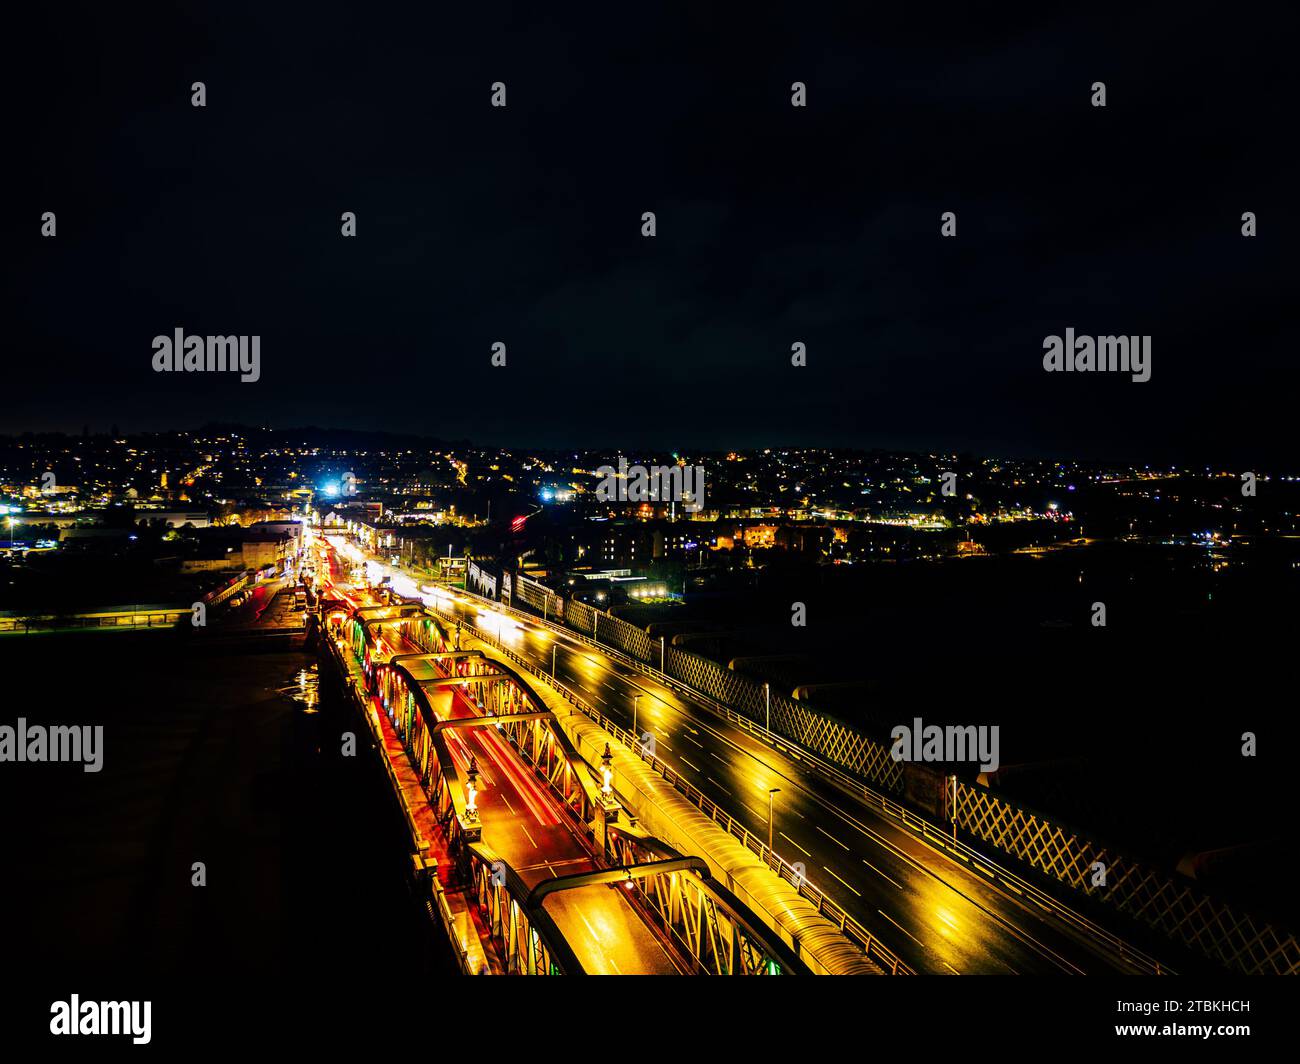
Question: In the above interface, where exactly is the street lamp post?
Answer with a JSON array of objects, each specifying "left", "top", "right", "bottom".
[
  {"left": 551, "top": 642, "right": 557, "bottom": 678},
  {"left": 768, "top": 788, "right": 780, "bottom": 853},
  {"left": 599, "top": 742, "right": 619, "bottom": 826},
  {"left": 600, "top": 743, "right": 613, "bottom": 795},
  {"left": 660, "top": 635, "right": 665, "bottom": 672},
  {"left": 461, "top": 755, "right": 482, "bottom": 841},
  {"left": 465, "top": 757, "right": 479, "bottom": 818},
  {"left": 764, "top": 682, "right": 771, "bottom": 733},
  {"left": 950, "top": 775, "right": 958, "bottom": 842}
]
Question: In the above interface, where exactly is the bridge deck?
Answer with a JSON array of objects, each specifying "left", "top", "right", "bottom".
[
  {"left": 441, "top": 627, "right": 679, "bottom": 974},
  {"left": 350, "top": 609, "right": 680, "bottom": 973}
]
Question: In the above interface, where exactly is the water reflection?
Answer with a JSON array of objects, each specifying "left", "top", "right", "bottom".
[{"left": 279, "top": 665, "right": 320, "bottom": 713}]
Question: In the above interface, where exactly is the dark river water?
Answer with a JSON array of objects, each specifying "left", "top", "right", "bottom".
[
  {"left": 632, "top": 540, "right": 1300, "bottom": 923},
  {"left": 0, "top": 629, "right": 457, "bottom": 1010}
]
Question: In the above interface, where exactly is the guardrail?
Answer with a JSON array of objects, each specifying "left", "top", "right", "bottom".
[
  {"left": 203, "top": 573, "right": 250, "bottom": 607},
  {"left": 441, "top": 587, "right": 1172, "bottom": 976}
]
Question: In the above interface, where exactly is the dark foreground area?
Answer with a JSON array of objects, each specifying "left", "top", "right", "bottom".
[{"left": 0, "top": 629, "right": 455, "bottom": 1001}]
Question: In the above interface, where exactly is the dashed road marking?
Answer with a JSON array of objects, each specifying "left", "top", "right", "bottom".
[
  {"left": 862, "top": 859, "right": 902, "bottom": 891},
  {"left": 877, "top": 910, "right": 925, "bottom": 950},
  {"left": 779, "top": 831, "right": 811, "bottom": 856},
  {"left": 823, "top": 865, "right": 862, "bottom": 897}
]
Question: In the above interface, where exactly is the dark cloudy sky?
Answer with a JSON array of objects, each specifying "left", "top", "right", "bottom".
[{"left": 7, "top": 3, "right": 1296, "bottom": 463}]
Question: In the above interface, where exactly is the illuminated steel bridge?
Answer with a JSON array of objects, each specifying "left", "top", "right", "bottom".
[{"left": 323, "top": 596, "right": 811, "bottom": 975}]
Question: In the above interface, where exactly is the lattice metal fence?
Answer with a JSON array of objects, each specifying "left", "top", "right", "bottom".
[
  {"left": 565, "top": 598, "right": 596, "bottom": 636},
  {"left": 513, "top": 573, "right": 558, "bottom": 617},
  {"left": 601, "top": 610, "right": 656, "bottom": 661},
  {"left": 954, "top": 781, "right": 1300, "bottom": 975},
  {"left": 564, "top": 598, "right": 902, "bottom": 791}
]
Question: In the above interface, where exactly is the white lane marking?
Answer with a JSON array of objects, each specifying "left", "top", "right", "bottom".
[
  {"left": 707, "top": 777, "right": 732, "bottom": 795},
  {"left": 500, "top": 793, "right": 515, "bottom": 815},
  {"left": 779, "top": 831, "right": 811, "bottom": 856},
  {"left": 822, "top": 865, "right": 862, "bottom": 897},
  {"left": 877, "top": 909, "right": 925, "bottom": 949},
  {"left": 680, "top": 757, "right": 700, "bottom": 773},
  {"left": 862, "top": 859, "right": 903, "bottom": 891},
  {"left": 943, "top": 962, "right": 962, "bottom": 975},
  {"left": 683, "top": 734, "right": 705, "bottom": 749},
  {"left": 709, "top": 751, "right": 729, "bottom": 765},
  {"left": 815, "top": 825, "right": 850, "bottom": 851},
  {"left": 522, "top": 825, "right": 538, "bottom": 849}
]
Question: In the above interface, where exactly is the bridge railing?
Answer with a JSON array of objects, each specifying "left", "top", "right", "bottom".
[
  {"left": 468, "top": 847, "right": 566, "bottom": 975},
  {"left": 447, "top": 610, "right": 914, "bottom": 975},
  {"left": 954, "top": 781, "right": 1300, "bottom": 976},
  {"left": 605, "top": 831, "right": 803, "bottom": 975}
]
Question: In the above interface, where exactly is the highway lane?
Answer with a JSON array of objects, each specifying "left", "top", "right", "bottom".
[{"left": 434, "top": 593, "right": 1149, "bottom": 975}]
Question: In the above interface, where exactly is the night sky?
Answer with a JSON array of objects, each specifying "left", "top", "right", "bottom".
[{"left": 7, "top": 4, "right": 1296, "bottom": 463}]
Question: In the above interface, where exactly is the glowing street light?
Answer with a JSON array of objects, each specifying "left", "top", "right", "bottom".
[
  {"left": 600, "top": 743, "right": 613, "bottom": 795},
  {"left": 465, "top": 756, "right": 480, "bottom": 819},
  {"left": 599, "top": 742, "right": 620, "bottom": 825}
]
